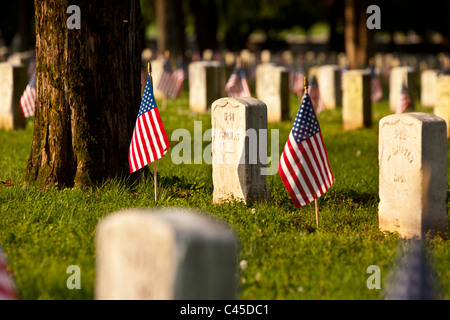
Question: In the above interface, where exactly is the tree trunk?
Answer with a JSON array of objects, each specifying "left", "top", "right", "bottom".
[
  {"left": 189, "top": 0, "right": 218, "bottom": 53},
  {"left": 155, "top": 0, "right": 186, "bottom": 58},
  {"left": 24, "top": 0, "right": 142, "bottom": 188},
  {"left": 344, "top": 0, "right": 375, "bottom": 69}
]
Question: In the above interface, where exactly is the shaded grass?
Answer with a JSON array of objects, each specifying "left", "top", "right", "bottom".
[{"left": 0, "top": 90, "right": 449, "bottom": 300}]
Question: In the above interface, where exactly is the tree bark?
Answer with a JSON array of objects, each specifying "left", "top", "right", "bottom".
[
  {"left": 189, "top": 0, "right": 218, "bottom": 53},
  {"left": 344, "top": 0, "right": 375, "bottom": 69},
  {"left": 25, "top": 0, "right": 142, "bottom": 188},
  {"left": 155, "top": 0, "right": 186, "bottom": 58}
]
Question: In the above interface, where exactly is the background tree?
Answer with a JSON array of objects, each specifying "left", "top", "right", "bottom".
[
  {"left": 154, "top": 0, "right": 186, "bottom": 57},
  {"left": 25, "top": 0, "right": 142, "bottom": 188},
  {"left": 344, "top": 0, "right": 376, "bottom": 69}
]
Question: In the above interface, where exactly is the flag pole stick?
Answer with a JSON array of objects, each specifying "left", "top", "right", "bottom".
[
  {"left": 304, "top": 76, "right": 320, "bottom": 229},
  {"left": 148, "top": 62, "right": 158, "bottom": 203}
]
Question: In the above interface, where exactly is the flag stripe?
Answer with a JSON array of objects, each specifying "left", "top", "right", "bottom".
[
  {"left": 279, "top": 151, "right": 304, "bottom": 206},
  {"left": 285, "top": 139, "right": 316, "bottom": 203},
  {"left": 314, "top": 133, "right": 334, "bottom": 186},
  {"left": 146, "top": 111, "right": 162, "bottom": 160},
  {"left": 139, "top": 114, "right": 155, "bottom": 163}
]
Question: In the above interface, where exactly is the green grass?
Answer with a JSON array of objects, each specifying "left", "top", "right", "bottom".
[{"left": 0, "top": 87, "right": 449, "bottom": 300}]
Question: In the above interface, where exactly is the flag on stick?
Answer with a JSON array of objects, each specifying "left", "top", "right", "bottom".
[
  {"left": 308, "top": 75, "right": 326, "bottom": 114},
  {"left": 278, "top": 90, "right": 334, "bottom": 208},
  {"left": 129, "top": 76, "right": 170, "bottom": 173},
  {"left": 289, "top": 68, "right": 304, "bottom": 97},
  {"left": 19, "top": 69, "right": 36, "bottom": 118},
  {"left": 157, "top": 59, "right": 184, "bottom": 99},
  {"left": 0, "top": 247, "right": 18, "bottom": 300},
  {"left": 225, "top": 65, "right": 252, "bottom": 97},
  {"left": 369, "top": 66, "right": 383, "bottom": 102},
  {"left": 396, "top": 80, "right": 411, "bottom": 114}
]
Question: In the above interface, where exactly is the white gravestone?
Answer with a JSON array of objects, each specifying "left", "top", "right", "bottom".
[
  {"left": 389, "top": 66, "right": 418, "bottom": 112},
  {"left": 0, "top": 63, "right": 27, "bottom": 130},
  {"left": 211, "top": 97, "right": 270, "bottom": 203},
  {"left": 342, "top": 70, "right": 372, "bottom": 130},
  {"left": 255, "top": 63, "right": 290, "bottom": 122},
  {"left": 434, "top": 75, "right": 450, "bottom": 138},
  {"left": 420, "top": 69, "right": 438, "bottom": 108},
  {"left": 317, "top": 65, "right": 341, "bottom": 109},
  {"left": 149, "top": 57, "right": 165, "bottom": 100},
  {"left": 378, "top": 113, "right": 447, "bottom": 238},
  {"left": 189, "top": 61, "right": 226, "bottom": 113},
  {"left": 95, "top": 208, "right": 237, "bottom": 300}
]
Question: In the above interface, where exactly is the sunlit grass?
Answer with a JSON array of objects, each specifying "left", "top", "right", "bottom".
[{"left": 0, "top": 88, "right": 449, "bottom": 300}]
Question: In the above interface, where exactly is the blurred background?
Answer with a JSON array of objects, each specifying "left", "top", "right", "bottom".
[{"left": 1, "top": 0, "right": 449, "bottom": 68}]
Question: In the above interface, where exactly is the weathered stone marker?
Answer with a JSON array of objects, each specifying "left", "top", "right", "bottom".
[
  {"left": 189, "top": 61, "right": 226, "bottom": 113},
  {"left": 95, "top": 208, "right": 237, "bottom": 300},
  {"left": 255, "top": 63, "right": 289, "bottom": 122},
  {"left": 0, "top": 63, "right": 27, "bottom": 130},
  {"left": 342, "top": 70, "right": 372, "bottom": 130},
  {"left": 378, "top": 113, "right": 447, "bottom": 238},
  {"left": 317, "top": 65, "right": 341, "bottom": 109},
  {"left": 420, "top": 69, "right": 438, "bottom": 108},
  {"left": 383, "top": 240, "right": 437, "bottom": 300},
  {"left": 148, "top": 57, "right": 166, "bottom": 100},
  {"left": 211, "top": 97, "right": 269, "bottom": 203},
  {"left": 434, "top": 75, "right": 450, "bottom": 138},
  {"left": 389, "top": 66, "right": 418, "bottom": 112}
]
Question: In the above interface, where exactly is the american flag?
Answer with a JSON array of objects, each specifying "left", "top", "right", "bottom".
[
  {"left": 289, "top": 68, "right": 304, "bottom": 97},
  {"left": 369, "top": 66, "right": 383, "bottom": 102},
  {"left": 0, "top": 247, "right": 18, "bottom": 300},
  {"left": 225, "top": 66, "right": 252, "bottom": 97},
  {"left": 19, "top": 69, "right": 36, "bottom": 118},
  {"left": 278, "top": 93, "right": 334, "bottom": 207},
  {"left": 157, "top": 59, "right": 185, "bottom": 99},
  {"left": 129, "top": 76, "right": 170, "bottom": 173},
  {"left": 308, "top": 75, "right": 326, "bottom": 114},
  {"left": 396, "top": 80, "right": 411, "bottom": 114}
]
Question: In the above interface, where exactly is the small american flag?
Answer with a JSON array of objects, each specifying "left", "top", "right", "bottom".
[
  {"left": 157, "top": 60, "right": 185, "bottom": 99},
  {"left": 370, "top": 66, "right": 383, "bottom": 102},
  {"left": 225, "top": 66, "right": 252, "bottom": 97},
  {"left": 19, "top": 70, "right": 36, "bottom": 118},
  {"left": 278, "top": 93, "right": 334, "bottom": 207},
  {"left": 0, "top": 247, "right": 18, "bottom": 300},
  {"left": 308, "top": 75, "right": 326, "bottom": 114},
  {"left": 289, "top": 68, "right": 304, "bottom": 97},
  {"left": 129, "top": 76, "right": 170, "bottom": 173},
  {"left": 396, "top": 81, "right": 411, "bottom": 114}
]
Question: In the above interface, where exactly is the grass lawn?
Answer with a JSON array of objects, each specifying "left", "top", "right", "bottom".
[{"left": 0, "top": 84, "right": 449, "bottom": 300}]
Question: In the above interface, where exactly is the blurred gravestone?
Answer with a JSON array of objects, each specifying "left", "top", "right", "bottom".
[
  {"left": 255, "top": 63, "right": 290, "bottom": 122},
  {"left": 0, "top": 63, "right": 27, "bottom": 130},
  {"left": 317, "top": 65, "right": 341, "bottom": 109},
  {"left": 189, "top": 61, "right": 226, "bottom": 113},
  {"left": 378, "top": 113, "right": 447, "bottom": 238},
  {"left": 383, "top": 241, "right": 437, "bottom": 300},
  {"left": 389, "top": 66, "right": 418, "bottom": 112},
  {"left": 434, "top": 75, "right": 450, "bottom": 138},
  {"left": 95, "top": 208, "right": 237, "bottom": 300},
  {"left": 211, "top": 97, "right": 269, "bottom": 204},
  {"left": 342, "top": 70, "right": 372, "bottom": 130},
  {"left": 149, "top": 57, "right": 166, "bottom": 100},
  {"left": 420, "top": 69, "right": 438, "bottom": 108}
]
